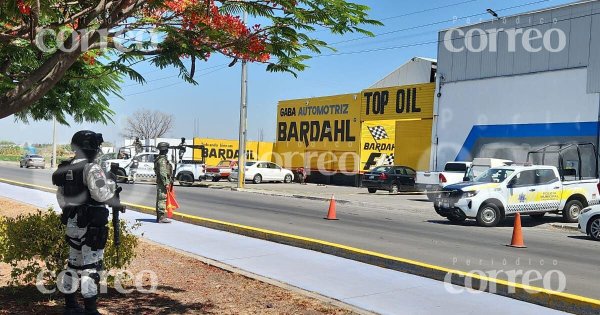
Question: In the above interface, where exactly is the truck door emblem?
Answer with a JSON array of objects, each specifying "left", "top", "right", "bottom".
[{"left": 519, "top": 193, "right": 526, "bottom": 203}]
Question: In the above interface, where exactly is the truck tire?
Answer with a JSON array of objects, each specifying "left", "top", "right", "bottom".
[
  {"left": 476, "top": 203, "right": 501, "bottom": 227},
  {"left": 115, "top": 169, "right": 128, "bottom": 184},
  {"left": 253, "top": 174, "right": 262, "bottom": 184},
  {"left": 368, "top": 188, "right": 377, "bottom": 194},
  {"left": 211, "top": 177, "right": 220, "bottom": 182},
  {"left": 390, "top": 184, "right": 399, "bottom": 194},
  {"left": 179, "top": 173, "right": 194, "bottom": 187},
  {"left": 563, "top": 200, "right": 583, "bottom": 223}
]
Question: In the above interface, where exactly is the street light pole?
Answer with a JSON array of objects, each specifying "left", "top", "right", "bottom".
[
  {"left": 237, "top": 9, "right": 249, "bottom": 189},
  {"left": 52, "top": 116, "right": 57, "bottom": 169}
]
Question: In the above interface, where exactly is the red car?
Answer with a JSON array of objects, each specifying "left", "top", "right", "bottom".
[{"left": 205, "top": 160, "right": 238, "bottom": 182}]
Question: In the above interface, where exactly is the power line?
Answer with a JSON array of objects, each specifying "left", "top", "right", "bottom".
[
  {"left": 122, "top": 63, "right": 229, "bottom": 87},
  {"left": 122, "top": 65, "right": 229, "bottom": 97},
  {"left": 308, "top": 0, "right": 481, "bottom": 34},
  {"left": 315, "top": 7, "right": 597, "bottom": 59},
  {"left": 329, "top": 0, "right": 552, "bottom": 46},
  {"left": 379, "top": 0, "right": 480, "bottom": 22}
]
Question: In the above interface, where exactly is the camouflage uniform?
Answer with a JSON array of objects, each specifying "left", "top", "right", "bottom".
[{"left": 154, "top": 153, "right": 172, "bottom": 220}]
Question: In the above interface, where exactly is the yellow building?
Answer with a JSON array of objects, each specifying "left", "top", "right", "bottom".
[
  {"left": 273, "top": 57, "right": 438, "bottom": 185},
  {"left": 192, "top": 138, "right": 274, "bottom": 167}
]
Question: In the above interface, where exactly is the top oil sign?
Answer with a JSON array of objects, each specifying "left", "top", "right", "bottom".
[{"left": 361, "top": 83, "right": 435, "bottom": 121}]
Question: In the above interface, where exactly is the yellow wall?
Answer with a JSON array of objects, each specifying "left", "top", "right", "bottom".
[
  {"left": 361, "top": 83, "right": 435, "bottom": 122},
  {"left": 394, "top": 119, "right": 433, "bottom": 171},
  {"left": 273, "top": 82, "right": 436, "bottom": 174},
  {"left": 274, "top": 93, "right": 361, "bottom": 171},
  {"left": 192, "top": 138, "right": 274, "bottom": 166}
]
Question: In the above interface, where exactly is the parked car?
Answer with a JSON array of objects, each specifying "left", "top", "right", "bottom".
[
  {"left": 205, "top": 160, "right": 238, "bottom": 182},
  {"left": 19, "top": 154, "right": 45, "bottom": 169},
  {"left": 230, "top": 161, "right": 294, "bottom": 184},
  {"left": 362, "top": 166, "right": 416, "bottom": 194},
  {"left": 579, "top": 206, "right": 600, "bottom": 241}
]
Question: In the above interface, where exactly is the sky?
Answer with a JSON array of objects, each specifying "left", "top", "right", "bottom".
[{"left": 0, "top": 0, "right": 575, "bottom": 147}]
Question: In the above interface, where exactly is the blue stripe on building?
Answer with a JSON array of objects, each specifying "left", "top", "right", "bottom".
[{"left": 456, "top": 122, "right": 599, "bottom": 161}]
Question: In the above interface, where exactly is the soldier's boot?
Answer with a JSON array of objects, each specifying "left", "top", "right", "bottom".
[
  {"left": 63, "top": 293, "right": 84, "bottom": 315},
  {"left": 158, "top": 215, "right": 172, "bottom": 224},
  {"left": 83, "top": 296, "right": 101, "bottom": 315}
]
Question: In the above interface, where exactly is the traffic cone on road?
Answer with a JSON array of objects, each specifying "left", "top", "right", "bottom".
[
  {"left": 507, "top": 212, "right": 526, "bottom": 248},
  {"left": 324, "top": 194, "right": 339, "bottom": 220}
]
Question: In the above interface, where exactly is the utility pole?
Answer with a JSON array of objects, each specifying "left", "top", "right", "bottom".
[
  {"left": 51, "top": 116, "right": 57, "bottom": 169},
  {"left": 237, "top": 9, "right": 249, "bottom": 189}
]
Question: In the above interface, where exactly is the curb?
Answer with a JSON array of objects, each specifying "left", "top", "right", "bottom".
[
  {"left": 230, "top": 187, "right": 353, "bottom": 204},
  {"left": 2, "top": 178, "right": 599, "bottom": 314},
  {"left": 550, "top": 223, "right": 579, "bottom": 232}
]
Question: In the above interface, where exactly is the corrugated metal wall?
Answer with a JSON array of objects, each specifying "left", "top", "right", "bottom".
[{"left": 438, "top": 0, "right": 600, "bottom": 93}]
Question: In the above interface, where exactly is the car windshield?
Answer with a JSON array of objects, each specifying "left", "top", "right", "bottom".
[
  {"left": 371, "top": 166, "right": 391, "bottom": 173},
  {"left": 473, "top": 168, "right": 515, "bottom": 183},
  {"left": 31, "top": 155, "right": 43, "bottom": 158},
  {"left": 217, "top": 160, "right": 230, "bottom": 166}
]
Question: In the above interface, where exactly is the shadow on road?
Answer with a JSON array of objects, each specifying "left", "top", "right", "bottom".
[
  {"left": 135, "top": 218, "right": 157, "bottom": 223},
  {"left": 426, "top": 215, "right": 565, "bottom": 228}
]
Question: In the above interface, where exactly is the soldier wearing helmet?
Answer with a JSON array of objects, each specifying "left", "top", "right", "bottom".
[
  {"left": 52, "top": 130, "right": 121, "bottom": 315},
  {"left": 153, "top": 142, "right": 172, "bottom": 223}
]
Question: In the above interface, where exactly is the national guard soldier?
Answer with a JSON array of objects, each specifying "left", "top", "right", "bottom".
[
  {"left": 52, "top": 130, "right": 122, "bottom": 315},
  {"left": 154, "top": 142, "right": 172, "bottom": 223},
  {"left": 133, "top": 137, "right": 143, "bottom": 154}
]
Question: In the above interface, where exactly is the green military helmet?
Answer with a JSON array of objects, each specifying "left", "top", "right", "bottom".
[{"left": 156, "top": 142, "right": 170, "bottom": 154}]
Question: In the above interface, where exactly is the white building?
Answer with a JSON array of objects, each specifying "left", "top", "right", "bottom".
[{"left": 432, "top": 0, "right": 600, "bottom": 172}]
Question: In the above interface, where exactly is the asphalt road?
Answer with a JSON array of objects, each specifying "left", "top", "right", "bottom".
[{"left": 2, "top": 163, "right": 600, "bottom": 300}]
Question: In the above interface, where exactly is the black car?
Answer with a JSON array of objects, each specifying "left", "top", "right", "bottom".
[{"left": 362, "top": 166, "right": 417, "bottom": 194}]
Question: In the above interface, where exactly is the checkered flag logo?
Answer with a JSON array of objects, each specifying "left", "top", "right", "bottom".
[
  {"left": 367, "top": 126, "right": 389, "bottom": 141},
  {"left": 383, "top": 154, "right": 394, "bottom": 165}
]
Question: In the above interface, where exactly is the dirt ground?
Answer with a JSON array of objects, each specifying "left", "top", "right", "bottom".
[{"left": 0, "top": 197, "right": 356, "bottom": 314}]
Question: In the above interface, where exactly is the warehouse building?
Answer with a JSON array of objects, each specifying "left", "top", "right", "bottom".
[
  {"left": 432, "top": 0, "right": 600, "bottom": 172},
  {"left": 275, "top": 57, "right": 437, "bottom": 186}
]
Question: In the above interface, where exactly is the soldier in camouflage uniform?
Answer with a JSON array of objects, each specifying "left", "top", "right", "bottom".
[{"left": 154, "top": 142, "right": 172, "bottom": 223}]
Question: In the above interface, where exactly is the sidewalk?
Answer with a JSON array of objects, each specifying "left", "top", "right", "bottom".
[{"left": 0, "top": 182, "right": 567, "bottom": 315}]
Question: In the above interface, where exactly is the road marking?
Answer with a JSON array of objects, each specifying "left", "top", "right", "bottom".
[{"left": 1, "top": 176, "right": 600, "bottom": 307}]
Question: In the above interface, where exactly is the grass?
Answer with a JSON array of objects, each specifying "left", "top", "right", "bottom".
[{"left": 0, "top": 155, "right": 20, "bottom": 162}]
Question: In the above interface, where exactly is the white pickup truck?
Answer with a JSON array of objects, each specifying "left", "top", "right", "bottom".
[
  {"left": 434, "top": 165, "right": 600, "bottom": 227},
  {"left": 417, "top": 159, "right": 512, "bottom": 200},
  {"left": 417, "top": 162, "right": 472, "bottom": 200},
  {"left": 104, "top": 152, "right": 205, "bottom": 186}
]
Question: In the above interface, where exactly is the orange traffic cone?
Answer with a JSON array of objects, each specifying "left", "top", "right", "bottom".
[
  {"left": 507, "top": 212, "right": 526, "bottom": 248},
  {"left": 324, "top": 194, "right": 339, "bottom": 220}
]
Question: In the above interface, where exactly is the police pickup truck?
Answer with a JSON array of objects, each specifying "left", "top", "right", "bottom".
[
  {"left": 104, "top": 152, "right": 204, "bottom": 186},
  {"left": 434, "top": 165, "right": 600, "bottom": 227}
]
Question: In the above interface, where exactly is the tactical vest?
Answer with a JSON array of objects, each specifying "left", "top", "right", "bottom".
[{"left": 52, "top": 160, "right": 103, "bottom": 207}]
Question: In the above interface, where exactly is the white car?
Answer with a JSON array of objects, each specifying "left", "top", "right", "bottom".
[
  {"left": 579, "top": 206, "right": 600, "bottom": 241},
  {"left": 230, "top": 161, "right": 294, "bottom": 184}
]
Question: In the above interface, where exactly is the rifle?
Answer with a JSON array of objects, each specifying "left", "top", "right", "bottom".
[{"left": 109, "top": 162, "right": 126, "bottom": 265}]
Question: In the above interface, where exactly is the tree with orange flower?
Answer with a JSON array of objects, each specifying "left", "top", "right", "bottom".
[{"left": 0, "top": 0, "right": 380, "bottom": 123}]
